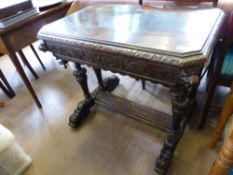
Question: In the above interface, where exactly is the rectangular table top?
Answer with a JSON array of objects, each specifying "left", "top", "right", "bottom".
[{"left": 38, "top": 4, "right": 225, "bottom": 66}]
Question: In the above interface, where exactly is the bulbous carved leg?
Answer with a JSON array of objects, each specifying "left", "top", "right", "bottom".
[
  {"left": 155, "top": 72, "right": 199, "bottom": 174},
  {"left": 69, "top": 63, "right": 94, "bottom": 128},
  {"left": 70, "top": 66, "right": 120, "bottom": 128}
]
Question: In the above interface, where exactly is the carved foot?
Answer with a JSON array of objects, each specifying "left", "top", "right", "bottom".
[
  {"left": 155, "top": 133, "right": 182, "bottom": 175},
  {"left": 102, "top": 75, "right": 120, "bottom": 92},
  {"left": 155, "top": 151, "right": 172, "bottom": 175},
  {"left": 69, "top": 98, "right": 94, "bottom": 128}
]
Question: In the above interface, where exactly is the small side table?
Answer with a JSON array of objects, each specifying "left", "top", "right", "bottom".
[{"left": 0, "top": 1, "right": 72, "bottom": 108}]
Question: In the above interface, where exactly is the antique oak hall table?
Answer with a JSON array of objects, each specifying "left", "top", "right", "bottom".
[{"left": 38, "top": 4, "right": 225, "bottom": 174}]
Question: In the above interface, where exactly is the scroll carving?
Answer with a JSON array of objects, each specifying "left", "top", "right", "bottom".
[
  {"left": 46, "top": 41, "right": 183, "bottom": 86},
  {"left": 38, "top": 33, "right": 208, "bottom": 66}
]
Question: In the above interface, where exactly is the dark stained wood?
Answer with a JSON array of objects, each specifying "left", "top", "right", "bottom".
[
  {"left": 69, "top": 63, "right": 95, "bottom": 128},
  {"left": 45, "top": 41, "right": 180, "bottom": 87},
  {"left": 156, "top": 72, "right": 198, "bottom": 173},
  {"left": 29, "top": 44, "right": 46, "bottom": 71},
  {"left": 142, "top": 80, "right": 145, "bottom": 89},
  {"left": 0, "top": 69, "right": 15, "bottom": 98},
  {"left": 0, "top": 81, "right": 14, "bottom": 98},
  {"left": 0, "top": 2, "right": 71, "bottom": 36},
  {"left": 72, "top": 63, "right": 172, "bottom": 133},
  {"left": 93, "top": 68, "right": 104, "bottom": 88},
  {"left": 1, "top": 3, "right": 71, "bottom": 51},
  {"left": 38, "top": 5, "right": 224, "bottom": 174},
  {"left": 69, "top": 64, "right": 120, "bottom": 128},
  {"left": 95, "top": 92, "right": 172, "bottom": 132},
  {"left": 18, "top": 50, "right": 39, "bottom": 79},
  {"left": 0, "top": 0, "right": 33, "bottom": 19},
  {"left": 2, "top": 36, "right": 42, "bottom": 107},
  {"left": 40, "top": 37, "right": 202, "bottom": 174},
  {"left": 0, "top": 1, "right": 72, "bottom": 107},
  {"left": 73, "top": 63, "right": 91, "bottom": 99}
]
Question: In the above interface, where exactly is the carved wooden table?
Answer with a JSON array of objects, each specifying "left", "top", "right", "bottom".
[{"left": 38, "top": 4, "right": 225, "bottom": 174}]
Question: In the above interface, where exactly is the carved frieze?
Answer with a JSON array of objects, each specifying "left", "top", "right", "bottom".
[
  {"left": 38, "top": 34, "right": 207, "bottom": 67},
  {"left": 45, "top": 41, "right": 186, "bottom": 86}
]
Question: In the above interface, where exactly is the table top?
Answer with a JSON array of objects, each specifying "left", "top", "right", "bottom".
[{"left": 38, "top": 4, "right": 225, "bottom": 66}]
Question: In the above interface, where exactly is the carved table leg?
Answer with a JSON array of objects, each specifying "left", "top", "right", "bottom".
[
  {"left": 155, "top": 73, "right": 199, "bottom": 174},
  {"left": 69, "top": 63, "right": 94, "bottom": 128},
  {"left": 93, "top": 68, "right": 104, "bottom": 89},
  {"left": 70, "top": 65, "right": 120, "bottom": 128}
]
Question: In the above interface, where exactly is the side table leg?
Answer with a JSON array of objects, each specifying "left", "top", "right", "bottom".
[
  {"left": 0, "top": 82, "right": 15, "bottom": 98},
  {"left": 0, "top": 69, "right": 15, "bottom": 98},
  {"left": 69, "top": 63, "right": 94, "bottom": 128},
  {"left": 29, "top": 44, "right": 46, "bottom": 71},
  {"left": 18, "top": 50, "right": 39, "bottom": 80},
  {"left": 155, "top": 74, "right": 199, "bottom": 174},
  {"left": 3, "top": 39, "right": 42, "bottom": 108}
]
